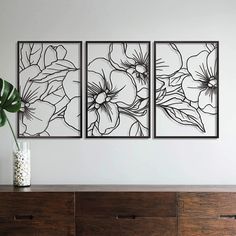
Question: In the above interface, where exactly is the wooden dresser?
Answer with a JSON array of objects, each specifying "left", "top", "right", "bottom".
[{"left": 0, "top": 185, "right": 236, "bottom": 236}]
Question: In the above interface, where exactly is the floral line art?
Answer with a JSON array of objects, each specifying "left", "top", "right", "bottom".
[
  {"left": 17, "top": 41, "right": 218, "bottom": 138},
  {"left": 155, "top": 42, "right": 218, "bottom": 137},
  {"left": 18, "top": 41, "right": 82, "bottom": 137},
  {"left": 86, "top": 42, "right": 150, "bottom": 137}
]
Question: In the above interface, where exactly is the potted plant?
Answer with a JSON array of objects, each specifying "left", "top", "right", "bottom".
[{"left": 0, "top": 78, "right": 30, "bottom": 187}]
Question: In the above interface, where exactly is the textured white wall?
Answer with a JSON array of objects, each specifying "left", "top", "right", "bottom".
[{"left": 0, "top": 0, "right": 235, "bottom": 184}]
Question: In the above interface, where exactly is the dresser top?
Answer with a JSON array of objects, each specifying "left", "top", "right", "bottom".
[{"left": 1, "top": 185, "right": 236, "bottom": 192}]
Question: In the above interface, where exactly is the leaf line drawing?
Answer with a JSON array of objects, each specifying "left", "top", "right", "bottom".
[
  {"left": 18, "top": 42, "right": 82, "bottom": 138},
  {"left": 86, "top": 42, "right": 150, "bottom": 137},
  {"left": 155, "top": 42, "right": 218, "bottom": 137}
]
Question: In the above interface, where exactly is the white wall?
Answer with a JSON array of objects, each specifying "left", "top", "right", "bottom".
[{"left": 0, "top": 0, "right": 235, "bottom": 184}]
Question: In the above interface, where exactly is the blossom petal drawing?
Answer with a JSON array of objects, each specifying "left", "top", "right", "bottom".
[
  {"left": 108, "top": 42, "right": 150, "bottom": 98},
  {"left": 185, "top": 48, "right": 217, "bottom": 114},
  {"left": 20, "top": 43, "right": 43, "bottom": 69},
  {"left": 88, "top": 108, "right": 98, "bottom": 129},
  {"left": 23, "top": 81, "right": 48, "bottom": 104},
  {"left": 155, "top": 43, "right": 182, "bottom": 77},
  {"left": 182, "top": 75, "right": 206, "bottom": 102},
  {"left": 19, "top": 65, "right": 41, "bottom": 94},
  {"left": 44, "top": 46, "right": 58, "bottom": 67},
  {"left": 44, "top": 45, "right": 67, "bottom": 67},
  {"left": 137, "top": 87, "right": 149, "bottom": 99},
  {"left": 87, "top": 71, "right": 106, "bottom": 99},
  {"left": 63, "top": 70, "right": 80, "bottom": 99},
  {"left": 125, "top": 43, "right": 148, "bottom": 62},
  {"left": 207, "top": 48, "right": 217, "bottom": 78},
  {"left": 187, "top": 50, "right": 210, "bottom": 82},
  {"left": 89, "top": 58, "right": 114, "bottom": 87},
  {"left": 199, "top": 88, "right": 217, "bottom": 114},
  {"left": 41, "top": 81, "right": 63, "bottom": 103},
  {"left": 110, "top": 70, "right": 137, "bottom": 108},
  {"left": 97, "top": 102, "right": 119, "bottom": 134},
  {"left": 23, "top": 100, "right": 55, "bottom": 135},
  {"left": 56, "top": 45, "right": 67, "bottom": 60},
  {"left": 20, "top": 66, "right": 48, "bottom": 104},
  {"left": 64, "top": 97, "right": 81, "bottom": 130},
  {"left": 32, "top": 59, "right": 77, "bottom": 83},
  {"left": 108, "top": 43, "right": 135, "bottom": 70}
]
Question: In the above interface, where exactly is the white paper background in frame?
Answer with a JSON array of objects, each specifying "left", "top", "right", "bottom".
[
  {"left": 154, "top": 41, "right": 219, "bottom": 138},
  {"left": 17, "top": 41, "right": 82, "bottom": 138},
  {"left": 86, "top": 42, "right": 150, "bottom": 138}
]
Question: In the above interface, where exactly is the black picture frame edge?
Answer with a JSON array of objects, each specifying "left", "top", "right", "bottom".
[
  {"left": 216, "top": 41, "right": 219, "bottom": 138},
  {"left": 85, "top": 41, "right": 88, "bottom": 138},
  {"left": 153, "top": 41, "right": 219, "bottom": 139},
  {"left": 153, "top": 41, "right": 157, "bottom": 138},
  {"left": 152, "top": 136, "right": 219, "bottom": 139},
  {"left": 154, "top": 41, "right": 219, "bottom": 43},
  {"left": 17, "top": 41, "right": 83, "bottom": 139},
  {"left": 85, "top": 41, "right": 151, "bottom": 138},
  {"left": 17, "top": 41, "right": 82, "bottom": 43},
  {"left": 86, "top": 41, "right": 151, "bottom": 44}
]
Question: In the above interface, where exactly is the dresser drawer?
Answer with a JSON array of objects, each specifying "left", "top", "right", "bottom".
[
  {"left": 0, "top": 192, "right": 75, "bottom": 236},
  {"left": 76, "top": 216, "right": 177, "bottom": 236},
  {"left": 76, "top": 192, "right": 176, "bottom": 217},
  {"left": 179, "top": 193, "right": 236, "bottom": 218},
  {"left": 0, "top": 192, "right": 74, "bottom": 220},
  {"left": 179, "top": 218, "right": 236, "bottom": 236}
]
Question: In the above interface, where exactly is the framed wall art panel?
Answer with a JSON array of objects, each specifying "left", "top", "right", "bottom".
[
  {"left": 154, "top": 41, "right": 219, "bottom": 138},
  {"left": 17, "top": 41, "right": 82, "bottom": 138},
  {"left": 86, "top": 41, "right": 150, "bottom": 138}
]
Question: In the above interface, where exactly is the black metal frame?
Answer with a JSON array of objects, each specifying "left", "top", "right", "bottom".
[
  {"left": 153, "top": 41, "right": 219, "bottom": 139},
  {"left": 17, "top": 41, "right": 83, "bottom": 139},
  {"left": 85, "top": 41, "right": 151, "bottom": 139}
]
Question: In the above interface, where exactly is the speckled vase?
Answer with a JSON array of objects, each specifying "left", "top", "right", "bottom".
[{"left": 13, "top": 141, "right": 31, "bottom": 187}]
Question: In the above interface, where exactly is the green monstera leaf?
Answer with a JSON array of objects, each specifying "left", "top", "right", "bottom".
[{"left": 0, "top": 78, "right": 21, "bottom": 127}]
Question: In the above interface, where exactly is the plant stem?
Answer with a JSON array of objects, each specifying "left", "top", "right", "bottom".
[{"left": 6, "top": 115, "right": 20, "bottom": 151}]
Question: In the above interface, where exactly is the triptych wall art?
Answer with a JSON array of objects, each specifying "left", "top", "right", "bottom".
[
  {"left": 17, "top": 41, "right": 219, "bottom": 139},
  {"left": 86, "top": 42, "right": 150, "bottom": 138},
  {"left": 154, "top": 42, "right": 218, "bottom": 138},
  {"left": 17, "top": 41, "right": 82, "bottom": 138}
]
